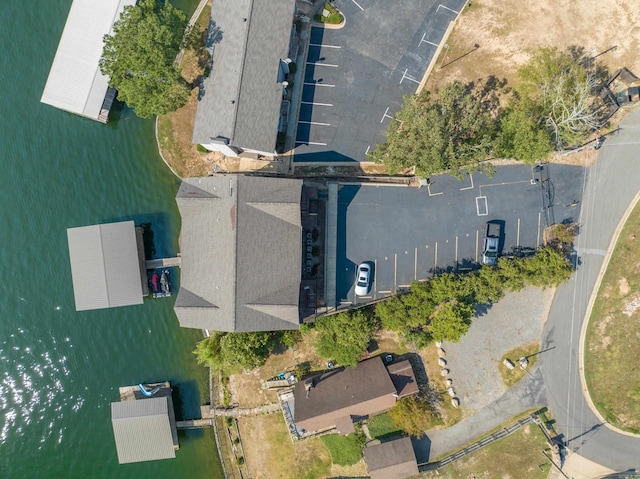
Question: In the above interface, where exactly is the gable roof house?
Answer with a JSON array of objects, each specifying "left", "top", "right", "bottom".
[
  {"left": 293, "top": 357, "right": 418, "bottom": 435},
  {"left": 174, "top": 175, "right": 303, "bottom": 332},
  {"left": 364, "top": 437, "right": 419, "bottom": 479},
  {"left": 192, "top": 0, "right": 296, "bottom": 157},
  {"left": 41, "top": 0, "right": 135, "bottom": 122}
]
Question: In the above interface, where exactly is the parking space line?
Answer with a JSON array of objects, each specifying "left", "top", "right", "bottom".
[
  {"left": 428, "top": 183, "right": 443, "bottom": 196},
  {"left": 435, "top": 241, "right": 438, "bottom": 269},
  {"left": 414, "top": 247, "right": 418, "bottom": 281},
  {"left": 309, "top": 43, "right": 341, "bottom": 48},
  {"left": 351, "top": 0, "right": 364, "bottom": 11},
  {"left": 378, "top": 290, "right": 392, "bottom": 294},
  {"left": 298, "top": 120, "right": 331, "bottom": 126},
  {"left": 420, "top": 32, "right": 439, "bottom": 47},
  {"left": 303, "top": 82, "right": 335, "bottom": 88},
  {"left": 374, "top": 259, "right": 377, "bottom": 300},
  {"left": 301, "top": 101, "right": 333, "bottom": 106},
  {"left": 437, "top": 4, "right": 459, "bottom": 14},
  {"left": 400, "top": 68, "right": 421, "bottom": 85},
  {"left": 475, "top": 229, "right": 479, "bottom": 262},
  {"left": 517, "top": 218, "right": 521, "bottom": 247},
  {"left": 455, "top": 235, "right": 459, "bottom": 265},
  {"left": 394, "top": 253, "right": 397, "bottom": 291},
  {"left": 398, "top": 284, "right": 411, "bottom": 288},
  {"left": 365, "top": 145, "right": 372, "bottom": 156},
  {"left": 306, "top": 62, "right": 339, "bottom": 68},
  {"left": 476, "top": 196, "right": 488, "bottom": 216},
  {"left": 537, "top": 212, "right": 541, "bottom": 247},
  {"left": 380, "top": 107, "right": 393, "bottom": 123},
  {"left": 295, "top": 141, "right": 328, "bottom": 146},
  {"left": 460, "top": 173, "right": 474, "bottom": 191}
]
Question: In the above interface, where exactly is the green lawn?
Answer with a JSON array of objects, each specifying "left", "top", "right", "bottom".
[
  {"left": 585, "top": 200, "right": 640, "bottom": 433},
  {"left": 319, "top": 434, "right": 364, "bottom": 466},
  {"left": 366, "top": 413, "right": 403, "bottom": 440},
  {"left": 498, "top": 341, "right": 540, "bottom": 388},
  {"left": 423, "top": 423, "right": 552, "bottom": 479}
]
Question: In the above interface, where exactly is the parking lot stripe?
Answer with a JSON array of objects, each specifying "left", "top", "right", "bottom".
[
  {"left": 400, "top": 68, "right": 421, "bottom": 85},
  {"left": 475, "top": 230, "right": 479, "bottom": 262},
  {"left": 460, "top": 172, "right": 474, "bottom": 190},
  {"left": 537, "top": 212, "right": 541, "bottom": 247},
  {"left": 414, "top": 247, "right": 418, "bottom": 281},
  {"left": 428, "top": 183, "right": 443, "bottom": 196},
  {"left": 394, "top": 253, "right": 397, "bottom": 291},
  {"left": 295, "top": 141, "right": 328, "bottom": 146},
  {"left": 306, "top": 62, "right": 339, "bottom": 68},
  {"left": 435, "top": 242, "right": 438, "bottom": 269},
  {"left": 301, "top": 101, "right": 333, "bottom": 106},
  {"left": 303, "top": 82, "right": 335, "bottom": 87},
  {"left": 298, "top": 120, "right": 331, "bottom": 126},
  {"left": 455, "top": 235, "right": 459, "bottom": 265},
  {"left": 351, "top": 0, "right": 365, "bottom": 11},
  {"left": 309, "top": 43, "right": 342, "bottom": 48},
  {"left": 476, "top": 196, "right": 488, "bottom": 216},
  {"left": 378, "top": 290, "right": 392, "bottom": 294},
  {"left": 380, "top": 107, "right": 391, "bottom": 123},
  {"left": 517, "top": 218, "right": 521, "bottom": 247},
  {"left": 437, "top": 4, "right": 459, "bottom": 14},
  {"left": 374, "top": 259, "right": 377, "bottom": 299},
  {"left": 420, "top": 32, "right": 440, "bottom": 47}
]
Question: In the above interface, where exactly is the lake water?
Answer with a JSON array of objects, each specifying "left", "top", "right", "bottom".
[{"left": 0, "top": 1, "right": 223, "bottom": 477}]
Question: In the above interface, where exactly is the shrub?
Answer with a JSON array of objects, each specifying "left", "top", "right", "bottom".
[
  {"left": 388, "top": 396, "right": 442, "bottom": 437},
  {"left": 315, "top": 310, "right": 379, "bottom": 366},
  {"left": 196, "top": 144, "right": 208, "bottom": 153}
]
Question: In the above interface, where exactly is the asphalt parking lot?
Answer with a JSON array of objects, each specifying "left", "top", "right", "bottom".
[
  {"left": 332, "top": 164, "right": 586, "bottom": 304},
  {"left": 294, "top": 0, "right": 467, "bottom": 163}
]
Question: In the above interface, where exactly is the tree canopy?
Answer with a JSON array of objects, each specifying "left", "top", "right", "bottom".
[
  {"left": 388, "top": 396, "right": 442, "bottom": 437},
  {"left": 314, "top": 310, "right": 379, "bottom": 366},
  {"left": 194, "top": 332, "right": 275, "bottom": 370},
  {"left": 100, "top": 0, "right": 190, "bottom": 118},
  {"left": 372, "top": 80, "right": 500, "bottom": 177}
]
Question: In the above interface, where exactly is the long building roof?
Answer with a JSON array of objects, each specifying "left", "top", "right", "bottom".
[
  {"left": 111, "top": 396, "right": 176, "bottom": 464},
  {"left": 192, "top": 0, "right": 295, "bottom": 152},
  {"left": 174, "top": 176, "right": 302, "bottom": 332},
  {"left": 41, "top": 0, "right": 135, "bottom": 121},
  {"left": 67, "top": 221, "right": 143, "bottom": 311},
  {"left": 364, "top": 437, "right": 418, "bottom": 479}
]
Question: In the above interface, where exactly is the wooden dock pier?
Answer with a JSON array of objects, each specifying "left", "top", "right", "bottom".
[
  {"left": 176, "top": 418, "right": 213, "bottom": 430},
  {"left": 145, "top": 256, "right": 181, "bottom": 270}
]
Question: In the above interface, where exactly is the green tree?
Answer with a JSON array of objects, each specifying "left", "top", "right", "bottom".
[
  {"left": 100, "top": 0, "right": 190, "bottom": 118},
  {"left": 372, "top": 80, "right": 500, "bottom": 177},
  {"left": 193, "top": 335, "right": 224, "bottom": 369},
  {"left": 388, "top": 396, "right": 442, "bottom": 437},
  {"left": 193, "top": 332, "right": 275, "bottom": 370},
  {"left": 428, "top": 301, "right": 473, "bottom": 343},
  {"left": 315, "top": 310, "right": 379, "bottom": 366}
]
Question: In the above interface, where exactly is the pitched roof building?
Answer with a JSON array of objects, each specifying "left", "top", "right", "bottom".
[
  {"left": 364, "top": 437, "right": 419, "bottom": 479},
  {"left": 66, "top": 221, "right": 144, "bottom": 311},
  {"left": 192, "top": 0, "right": 296, "bottom": 157},
  {"left": 174, "top": 175, "right": 303, "bottom": 332},
  {"left": 41, "top": 0, "right": 135, "bottom": 122},
  {"left": 293, "top": 357, "right": 415, "bottom": 435},
  {"left": 111, "top": 389, "right": 179, "bottom": 464}
]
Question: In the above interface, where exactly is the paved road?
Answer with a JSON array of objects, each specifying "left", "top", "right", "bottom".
[{"left": 540, "top": 108, "right": 640, "bottom": 471}]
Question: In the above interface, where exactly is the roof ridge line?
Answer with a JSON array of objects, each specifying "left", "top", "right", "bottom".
[{"left": 230, "top": 0, "right": 255, "bottom": 141}]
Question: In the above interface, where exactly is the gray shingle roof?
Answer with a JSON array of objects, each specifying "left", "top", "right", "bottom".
[
  {"left": 175, "top": 176, "right": 302, "bottom": 332},
  {"left": 364, "top": 437, "right": 418, "bottom": 479},
  {"left": 111, "top": 397, "right": 176, "bottom": 464},
  {"left": 41, "top": 0, "right": 135, "bottom": 120},
  {"left": 67, "top": 221, "right": 143, "bottom": 311},
  {"left": 192, "top": 0, "right": 295, "bottom": 152}
]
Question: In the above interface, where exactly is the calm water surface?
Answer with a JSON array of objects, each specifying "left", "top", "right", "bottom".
[{"left": 0, "top": 1, "right": 223, "bottom": 477}]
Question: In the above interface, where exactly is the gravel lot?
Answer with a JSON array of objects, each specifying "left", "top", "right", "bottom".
[{"left": 441, "top": 286, "right": 555, "bottom": 415}]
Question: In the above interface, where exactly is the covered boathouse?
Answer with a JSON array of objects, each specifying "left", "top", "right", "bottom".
[
  {"left": 111, "top": 382, "right": 179, "bottom": 464},
  {"left": 41, "top": 0, "right": 135, "bottom": 123},
  {"left": 66, "top": 221, "right": 146, "bottom": 311}
]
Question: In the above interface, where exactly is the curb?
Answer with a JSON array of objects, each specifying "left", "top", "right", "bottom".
[{"left": 577, "top": 178, "right": 640, "bottom": 438}]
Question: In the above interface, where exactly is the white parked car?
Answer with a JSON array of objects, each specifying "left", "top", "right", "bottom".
[{"left": 354, "top": 263, "right": 371, "bottom": 296}]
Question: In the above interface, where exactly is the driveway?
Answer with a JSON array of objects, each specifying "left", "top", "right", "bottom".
[
  {"left": 294, "top": 0, "right": 467, "bottom": 162},
  {"left": 331, "top": 164, "right": 585, "bottom": 306},
  {"left": 540, "top": 109, "right": 640, "bottom": 470}
]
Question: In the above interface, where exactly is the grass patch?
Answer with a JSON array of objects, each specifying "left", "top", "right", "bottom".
[
  {"left": 366, "top": 412, "right": 403, "bottom": 440},
  {"left": 238, "top": 414, "right": 331, "bottom": 479},
  {"left": 319, "top": 434, "right": 364, "bottom": 466},
  {"left": 498, "top": 340, "right": 540, "bottom": 388},
  {"left": 585, "top": 200, "right": 640, "bottom": 433},
  {"left": 314, "top": 3, "right": 343, "bottom": 24},
  {"left": 421, "top": 422, "right": 551, "bottom": 479}
]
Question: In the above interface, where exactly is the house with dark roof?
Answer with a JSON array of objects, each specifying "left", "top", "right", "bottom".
[
  {"left": 364, "top": 437, "right": 419, "bottom": 479},
  {"left": 174, "top": 175, "right": 303, "bottom": 332},
  {"left": 293, "top": 357, "right": 418, "bottom": 435},
  {"left": 192, "top": 0, "right": 296, "bottom": 157}
]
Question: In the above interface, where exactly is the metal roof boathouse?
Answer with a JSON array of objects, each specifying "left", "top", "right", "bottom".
[
  {"left": 174, "top": 175, "right": 303, "bottom": 332},
  {"left": 67, "top": 221, "right": 145, "bottom": 311},
  {"left": 41, "top": 0, "right": 135, "bottom": 122}
]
